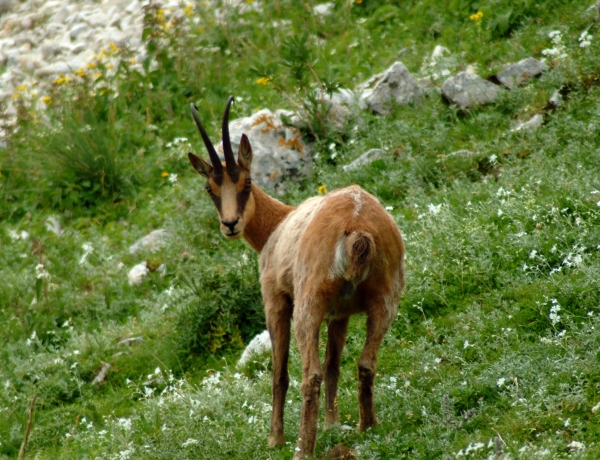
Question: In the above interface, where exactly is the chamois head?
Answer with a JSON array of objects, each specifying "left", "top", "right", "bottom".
[{"left": 188, "top": 97, "right": 254, "bottom": 240}]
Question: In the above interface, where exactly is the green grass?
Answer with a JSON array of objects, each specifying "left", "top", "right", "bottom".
[{"left": 2, "top": 0, "right": 600, "bottom": 458}]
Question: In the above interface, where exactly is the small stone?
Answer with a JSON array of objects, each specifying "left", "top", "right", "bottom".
[
  {"left": 70, "top": 23, "right": 91, "bottom": 40},
  {"left": 343, "top": 149, "right": 384, "bottom": 172},
  {"left": 358, "top": 62, "right": 423, "bottom": 115},
  {"left": 494, "top": 57, "right": 547, "bottom": 90},
  {"left": 128, "top": 261, "right": 148, "bottom": 286},
  {"left": 129, "top": 229, "right": 169, "bottom": 254},
  {"left": 510, "top": 114, "right": 544, "bottom": 133},
  {"left": 547, "top": 89, "right": 564, "bottom": 109},
  {"left": 34, "top": 61, "right": 71, "bottom": 77},
  {"left": 0, "top": 0, "right": 14, "bottom": 15},
  {"left": 442, "top": 72, "right": 503, "bottom": 109}
]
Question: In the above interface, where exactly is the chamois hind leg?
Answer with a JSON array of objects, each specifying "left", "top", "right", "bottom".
[
  {"left": 266, "top": 294, "right": 293, "bottom": 448},
  {"left": 323, "top": 317, "right": 349, "bottom": 428},
  {"left": 357, "top": 294, "right": 395, "bottom": 431},
  {"left": 293, "top": 294, "right": 327, "bottom": 459}
]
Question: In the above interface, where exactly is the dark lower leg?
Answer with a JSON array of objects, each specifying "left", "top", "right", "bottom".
[{"left": 324, "top": 318, "right": 349, "bottom": 427}]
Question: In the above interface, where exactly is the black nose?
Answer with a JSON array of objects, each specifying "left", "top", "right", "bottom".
[{"left": 222, "top": 218, "right": 239, "bottom": 232}]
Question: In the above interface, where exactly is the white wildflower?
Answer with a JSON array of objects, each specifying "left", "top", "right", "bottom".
[
  {"left": 117, "top": 417, "right": 132, "bottom": 431},
  {"left": 36, "top": 264, "right": 51, "bottom": 280},
  {"left": 567, "top": 441, "right": 585, "bottom": 451},
  {"left": 591, "top": 401, "right": 600, "bottom": 413},
  {"left": 497, "top": 377, "right": 506, "bottom": 388},
  {"left": 168, "top": 173, "right": 178, "bottom": 184},
  {"left": 182, "top": 438, "right": 199, "bottom": 448},
  {"left": 550, "top": 244, "right": 557, "bottom": 253},
  {"left": 79, "top": 242, "right": 94, "bottom": 265},
  {"left": 385, "top": 205, "right": 394, "bottom": 211},
  {"left": 428, "top": 203, "right": 442, "bottom": 215},
  {"left": 549, "top": 299, "right": 562, "bottom": 326},
  {"left": 497, "top": 209, "right": 503, "bottom": 216},
  {"left": 463, "top": 340, "right": 470, "bottom": 349},
  {"left": 26, "top": 330, "right": 37, "bottom": 346},
  {"left": 488, "top": 154, "right": 498, "bottom": 163},
  {"left": 579, "top": 31, "right": 592, "bottom": 48},
  {"left": 564, "top": 418, "right": 570, "bottom": 427},
  {"left": 529, "top": 249, "right": 537, "bottom": 259}
]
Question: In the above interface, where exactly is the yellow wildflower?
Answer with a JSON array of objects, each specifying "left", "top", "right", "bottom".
[
  {"left": 356, "top": 0, "right": 363, "bottom": 3},
  {"left": 87, "top": 61, "right": 97, "bottom": 69},
  {"left": 130, "top": 58, "right": 136, "bottom": 64},
  {"left": 318, "top": 185, "right": 327, "bottom": 195},
  {"left": 74, "top": 68, "right": 88, "bottom": 77},
  {"left": 109, "top": 42, "right": 120, "bottom": 53},
  {"left": 469, "top": 11, "right": 483, "bottom": 21},
  {"left": 15, "top": 83, "right": 27, "bottom": 92},
  {"left": 41, "top": 96, "right": 52, "bottom": 104},
  {"left": 256, "top": 77, "right": 272, "bottom": 85},
  {"left": 12, "top": 93, "right": 19, "bottom": 100},
  {"left": 53, "top": 74, "right": 73, "bottom": 86},
  {"left": 161, "top": 171, "right": 170, "bottom": 177},
  {"left": 106, "top": 63, "right": 113, "bottom": 69},
  {"left": 93, "top": 72, "right": 102, "bottom": 79},
  {"left": 183, "top": 3, "right": 194, "bottom": 16}
]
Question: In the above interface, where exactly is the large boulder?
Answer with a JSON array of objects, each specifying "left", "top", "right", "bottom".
[
  {"left": 442, "top": 72, "right": 503, "bottom": 109},
  {"left": 358, "top": 62, "right": 423, "bottom": 115},
  {"left": 216, "top": 109, "right": 313, "bottom": 189},
  {"left": 494, "top": 57, "right": 547, "bottom": 90}
]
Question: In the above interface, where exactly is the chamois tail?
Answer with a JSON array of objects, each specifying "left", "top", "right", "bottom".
[{"left": 344, "top": 230, "right": 375, "bottom": 285}]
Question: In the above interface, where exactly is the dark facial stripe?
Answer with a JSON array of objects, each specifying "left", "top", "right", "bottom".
[{"left": 237, "top": 181, "right": 252, "bottom": 214}]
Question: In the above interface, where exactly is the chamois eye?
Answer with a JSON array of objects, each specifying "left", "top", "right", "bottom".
[{"left": 245, "top": 178, "right": 252, "bottom": 187}]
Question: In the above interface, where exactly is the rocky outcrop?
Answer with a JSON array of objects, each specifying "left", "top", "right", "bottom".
[
  {"left": 442, "top": 72, "right": 503, "bottom": 110},
  {"left": 217, "top": 109, "right": 313, "bottom": 189},
  {"left": 358, "top": 62, "right": 423, "bottom": 115},
  {"left": 494, "top": 57, "right": 547, "bottom": 89}
]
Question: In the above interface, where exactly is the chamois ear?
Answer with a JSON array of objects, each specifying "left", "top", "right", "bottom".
[
  {"left": 188, "top": 152, "right": 213, "bottom": 178},
  {"left": 238, "top": 134, "right": 253, "bottom": 171}
]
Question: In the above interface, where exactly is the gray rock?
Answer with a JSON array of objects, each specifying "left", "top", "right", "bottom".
[
  {"left": 70, "top": 23, "right": 91, "bottom": 40},
  {"left": 129, "top": 229, "right": 169, "bottom": 254},
  {"left": 216, "top": 109, "right": 313, "bottom": 189},
  {"left": 358, "top": 62, "right": 423, "bottom": 115},
  {"left": 547, "top": 90, "right": 564, "bottom": 109},
  {"left": 494, "top": 57, "right": 547, "bottom": 90},
  {"left": 34, "top": 61, "right": 71, "bottom": 77},
  {"left": 343, "top": 149, "right": 384, "bottom": 172},
  {"left": 510, "top": 114, "right": 544, "bottom": 133},
  {"left": 442, "top": 72, "right": 503, "bottom": 109},
  {"left": 51, "top": 6, "right": 70, "bottom": 24},
  {"left": 41, "top": 43, "right": 61, "bottom": 60},
  {"left": 0, "top": 0, "right": 13, "bottom": 15}
]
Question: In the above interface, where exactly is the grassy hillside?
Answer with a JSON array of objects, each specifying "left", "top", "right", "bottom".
[{"left": 2, "top": 0, "right": 600, "bottom": 458}]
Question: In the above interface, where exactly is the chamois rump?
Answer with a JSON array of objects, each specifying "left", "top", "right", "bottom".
[{"left": 187, "top": 97, "right": 405, "bottom": 458}]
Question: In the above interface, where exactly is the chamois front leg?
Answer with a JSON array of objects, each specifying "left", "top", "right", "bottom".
[
  {"left": 323, "top": 317, "right": 349, "bottom": 428},
  {"left": 266, "top": 294, "right": 293, "bottom": 448},
  {"left": 293, "top": 296, "right": 326, "bottom": 459},
  {"left": 357, "top": 295, "right": 394, "bottom": 431}
]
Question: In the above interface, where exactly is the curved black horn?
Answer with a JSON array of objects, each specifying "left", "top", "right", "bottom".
[
  {"left": 222, "top": 96, "right": 238, "bottom": 175},
  {"left": 190, "top": 103, "right": 223, "bottom": 175}
]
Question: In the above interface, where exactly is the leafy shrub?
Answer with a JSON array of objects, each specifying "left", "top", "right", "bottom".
[
  {"left": 174, "top": 253, "right": 265, "bottom": 363},
  {"left": 32, "top": 110, "right": 138, "bottom": 210}
]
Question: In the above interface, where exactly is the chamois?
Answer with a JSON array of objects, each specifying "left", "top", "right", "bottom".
[{"left": 187, "top": 97, "right": 405, "bottom": 458}]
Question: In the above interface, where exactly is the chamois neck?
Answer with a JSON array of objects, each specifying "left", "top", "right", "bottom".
[{"left": 243, "top": 185, "right": 295, "bottom": 253}]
